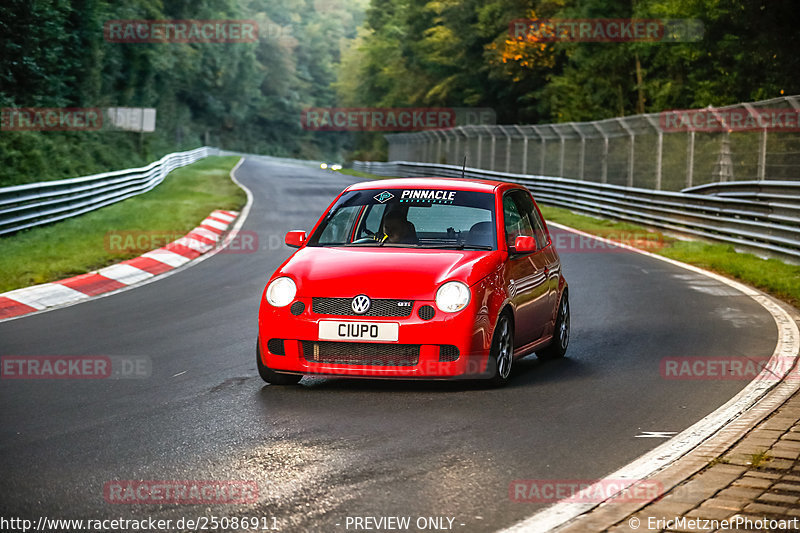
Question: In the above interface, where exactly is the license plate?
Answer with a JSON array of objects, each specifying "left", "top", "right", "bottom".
[{"left": 318, "top": 321, "right": 399, "bottom": 342}]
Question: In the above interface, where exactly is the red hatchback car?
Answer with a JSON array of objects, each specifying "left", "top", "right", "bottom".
[{"left": 257, "top": 177, "right": 569, "bottom": 386}]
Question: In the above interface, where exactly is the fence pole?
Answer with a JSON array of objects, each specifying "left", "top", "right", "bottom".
[
  {"left": 515, "top": 125, "right": 528, "bottom": 175},
  {"left": 644, "top": 115, "right": 663, "bottom": 190},
  {"left": 687, "top": 130, "right": 695, "bottom": 188},
  {"left": 503, "top": 127, "right": 512, "bottom": 173},
  {"left": 489, "top": 128, "right": 497, "bottom": 171},
  {"left": 617, "top": 118, "right": 635, "bottom": 187},
  {"left": 591, "top": 123, "right": 608, "bottom": 183},
  {"left": 476, "top": 133, "right": 483, "bottom": 169},
  {"left": 569, "top": 123, "right": 585, "bottom": 180},
  {"left": 532, "top": 126, "right": 546, "bottom": 175}
]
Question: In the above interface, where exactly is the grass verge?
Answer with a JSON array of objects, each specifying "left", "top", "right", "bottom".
[
  {"left": 0, "top": 156, "right": 244, "bottom": 293},
  {"left": 343, "top": 168, "right": 800, "bottom": 308}
]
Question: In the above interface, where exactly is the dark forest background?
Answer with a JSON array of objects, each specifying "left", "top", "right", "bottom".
[{"left": 1, "top": 0, "right": 797, "bottom": 184}]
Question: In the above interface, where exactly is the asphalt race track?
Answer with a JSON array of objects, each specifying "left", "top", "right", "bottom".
[{"left": 0, "top": 157, "right": 779, "bottom": 532}]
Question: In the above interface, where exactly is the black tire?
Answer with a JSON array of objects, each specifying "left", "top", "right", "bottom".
[
  {"left": 486, "top": 312, "right": 514, "bottom": 387},
  {"left": 537, "top": 292, "right": 570, "bottom": 360},
  {"left": 256, "top": 339, "right": 302, "bottom": 385}
]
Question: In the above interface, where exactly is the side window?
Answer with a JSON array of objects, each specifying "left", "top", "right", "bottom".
[
  {"left": 503, "top": 193, "right": 533, "bottom": 247},
  {"left": 530, "top": 205, "right": 549, "bottom": 250},
  {"left": 515, "top": 191, "right": 549, "bottom": 250},
  {"left": 318, "top": 206, "right": 360, "bottom": 244},
  {"left": 356, "top": 204, "right": 386, "bottom": 239}
]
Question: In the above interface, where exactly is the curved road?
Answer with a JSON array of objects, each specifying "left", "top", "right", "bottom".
[{"left": 0, "top": 157, "right": 778, "bottom": 532}]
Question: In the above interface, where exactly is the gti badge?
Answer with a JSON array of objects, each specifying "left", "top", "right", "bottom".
[
  {"left": 373, "top": 191, "right": 394, "bottom": 203},
  {"left": 351, "top": 294, "right": 371, "bottom": 314}
]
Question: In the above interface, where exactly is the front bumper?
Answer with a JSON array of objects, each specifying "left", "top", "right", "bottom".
[{"left": 258, "top": 296, "right": 492, "bottom": 379}]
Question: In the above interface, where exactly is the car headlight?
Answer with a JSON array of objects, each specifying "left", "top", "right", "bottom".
[
  {"left": 435, "top": 281, "right": 471, "bottom": 313},
  {"left": 266, "top": 277, "right": 297, "bottom": 307}
]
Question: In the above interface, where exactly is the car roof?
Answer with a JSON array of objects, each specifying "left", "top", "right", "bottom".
[{"left": 345, "top": 177, "right": 519, "bottom": 193}]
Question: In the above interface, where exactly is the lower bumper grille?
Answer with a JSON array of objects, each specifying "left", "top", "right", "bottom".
[{"left": 301, "top": 341, "right": 420, "bottom": 367}]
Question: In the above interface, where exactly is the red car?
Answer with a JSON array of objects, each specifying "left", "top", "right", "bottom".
[{"left": 257, "top": 178, "right": 569, "bottom": 386}]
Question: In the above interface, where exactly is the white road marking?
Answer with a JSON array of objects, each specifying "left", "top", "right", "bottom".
[
  {"left": 191, "top": 227, "right": 222, "bottom": 241},
  {"left": 2, "top": 283, "right": 89, "bottom": 310},
  {"left": 500, "top": 221, "right": 800, "bottom": 533},
  {"left": 634, "top": 431, "right": 677, "bottom": 438},
  {"left": 142, "top": 249, "right": 192, "bottom": 267},
  {"left": 96, "top": 264, "right": 153, "bottom": 285},
  {"left": 202, "top": 218, "right": 229, "bottom": 230},
  {"left": 173, "top": 236, "right": 214, "bottom": 253}
]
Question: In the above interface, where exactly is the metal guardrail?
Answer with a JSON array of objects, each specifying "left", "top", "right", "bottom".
[
  {"left": 352, "top": 160, "right": 800, "bottom": 260},
  {"left": 0, "top": 147, "right": 216, "bottom": 236}
]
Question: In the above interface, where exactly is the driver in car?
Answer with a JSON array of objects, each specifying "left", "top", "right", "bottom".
[{"left": 382, "top": 209, "right": 419, "bottom": 244}]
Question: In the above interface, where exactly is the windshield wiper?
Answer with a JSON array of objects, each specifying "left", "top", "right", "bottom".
[{"left": 417, "top": 243, "right": 493, "bottom": 250}]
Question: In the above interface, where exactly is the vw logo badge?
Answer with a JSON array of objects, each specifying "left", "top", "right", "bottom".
[{"left": 351, "top": 295, "right": 371, "bottom": 314}]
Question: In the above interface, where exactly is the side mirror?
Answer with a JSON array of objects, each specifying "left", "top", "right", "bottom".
[
  {"left": 513, "top": 235, "right": 537, "bottom": 254},
  {"left": 285, "top": 230, "right": 307, "bottom": 248}
]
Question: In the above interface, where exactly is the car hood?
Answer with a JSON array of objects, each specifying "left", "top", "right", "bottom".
[{"left": 278, "top": 246, "right": 502, "bottom": 300}]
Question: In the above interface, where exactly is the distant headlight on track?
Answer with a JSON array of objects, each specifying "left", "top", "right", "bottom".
[
  {"left": 435, "top": 281, "right": 471, "bottom": 313},
  {"left": 266, "top": 277, "right": 297, "bottom": 307},
  {"left": 320, "top": 163, "right": 328, "bottom": 169},
  {"left": 331, "top": 164, "right": 342, "bottom": 171}
]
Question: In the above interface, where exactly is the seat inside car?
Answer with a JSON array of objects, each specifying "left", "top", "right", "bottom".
[{"left": 465, "top": 221, "right": 494, "bottom": 248}]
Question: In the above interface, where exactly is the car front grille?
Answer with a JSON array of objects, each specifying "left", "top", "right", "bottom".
[
  {"left": 312, "top": 297, "right": 414, "bottom": 317},
  {"left": 301, "top": 341, "right": 420, "bottom": 366}
]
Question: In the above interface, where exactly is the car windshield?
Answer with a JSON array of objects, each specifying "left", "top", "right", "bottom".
[{"left": 308, "top": 188, "right": 497, "bottom": 250}]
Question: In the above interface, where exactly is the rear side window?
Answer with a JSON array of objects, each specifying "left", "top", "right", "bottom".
[
  {"left": 503, "top": 193, "right": 534, "bottom": 247},
  {"left": 503, "top": 189, "right": 548, "bottom": 250}
]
